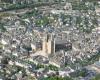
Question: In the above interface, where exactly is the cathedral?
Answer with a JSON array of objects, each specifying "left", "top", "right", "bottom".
[{"left": 42, "top": 34, "right": 55, "bottom": 56}]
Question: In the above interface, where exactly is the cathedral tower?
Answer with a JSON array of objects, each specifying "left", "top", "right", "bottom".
[{"left": 42, "top": 34, "right": 55, "bottom": 56}]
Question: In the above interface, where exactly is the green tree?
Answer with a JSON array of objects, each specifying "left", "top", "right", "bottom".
[
  {"left": 41, "top": 76, "right": 73, "bottom": 80},
  {"left": 0, "top": 23, "right": 6, "bottom": 32},
  {"left": 92, "top": 74, "right": 100, "bottom": 80}
]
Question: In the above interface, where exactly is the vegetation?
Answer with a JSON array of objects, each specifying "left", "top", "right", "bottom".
[
  {"left": 9, "top": 65, "right": 23, "bottom": 76},
  {"left": 48, "top": 64, "right": 58, "bottom": 71},
  {"left": 70, "top": 68, "right": 88, "bottom": 78},
  {"left": 91, "top": 74, "right": 100, "bottom": 80},
  {"left": 36, "top": 63, "right": 45, "bottom": 69},
  {"left": 1, "top": 0, "right": 13, "bottom": 3},
  {"left": 27, "top": 75, "right": 36, "bottom": 80},
  {"left": 72, "top": 1, "right": 95, "bottom": 10},
  {"left": 20, "top": 10, "right": 38, "bottom": 19},
  {"left": 0, "top": 42, "right": 3, "bottom": 49},
  {"left": 36, "top": 64, "right": 58, "bottom": 71},
  {"left": 74, "top": 52, "right": 100, "bottom": 69},
  {"left": 0, "top": 13, "right": 13, "bottom": 17},
  {"left": 77, "top": 69, "right": 87, "bottom": 77},
  {"left": 0, "top": 2, "right": 58, "bottom": 12},
  {"left": 0, "top": 22, "right": 6, "bottom": 32},
  {"left": 35, "top": 16, "right": 49, "bottom": 27},
  {"left": 1, "top": 56, "right": 9, "bottom": 65},
  {"left": 76, "top": 15, "right": 97, "bottom": 33},
  {"left": 41, "top": 76, "right": 73, "bottom": 80},
  {"left": 7, "top": 4, "right": 28, "bottom": 10}
]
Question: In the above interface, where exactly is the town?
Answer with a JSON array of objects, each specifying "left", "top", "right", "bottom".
[{"left": 0, "top": 0, "right": 100, "bottom": 80}]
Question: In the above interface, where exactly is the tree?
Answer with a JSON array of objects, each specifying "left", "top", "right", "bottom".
[
  {"left": 92, "top": 74, "right": 100, "bottom": 80},
  {"left": 21, "top": 68, "right": 27, "bottom": 77},
  {"left": 0, "top": 23, "right": 6, "bottom": 32},
  {"left": 27, "top": 75, "right": 36, "bottom": 80},
  {"left": 1, "top": 0, "right": 12, "bottom": 3},
  {"left": 1, "top": 56, "right": 9, "bottom": 65},
  {"left": 41, "top": 76, "right": 73, "bottom": 80}
]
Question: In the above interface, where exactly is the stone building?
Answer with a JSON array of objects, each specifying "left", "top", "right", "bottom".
[{"left": 42, "top": 34, "right": 55, "bottom": 56}]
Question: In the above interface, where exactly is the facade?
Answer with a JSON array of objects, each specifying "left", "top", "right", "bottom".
[{"left": 42, "top": 34, "right": 55, "bottom": 56}]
